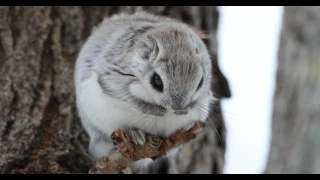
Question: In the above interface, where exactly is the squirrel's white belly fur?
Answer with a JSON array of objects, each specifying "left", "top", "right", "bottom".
[{"left": 76, "top": 71, "right": 209, "bottom": 168}]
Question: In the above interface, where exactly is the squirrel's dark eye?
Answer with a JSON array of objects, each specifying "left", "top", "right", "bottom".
[
  {"left": 151, "top": 73, "right": 163, "bottom": 92},
  {"left": 197, "top": 76, "right": 204, "bottom": 91}
]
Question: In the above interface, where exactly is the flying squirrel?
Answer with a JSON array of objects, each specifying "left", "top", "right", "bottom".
[{"left": 74, "top": 11, "right": 217, "bottom": 170}]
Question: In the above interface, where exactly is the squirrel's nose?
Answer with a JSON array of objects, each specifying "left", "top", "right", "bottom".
[{"left": 171, "top": 106, "right": 188, "bottom": 115}]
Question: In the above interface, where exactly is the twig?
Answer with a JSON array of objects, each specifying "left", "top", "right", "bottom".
[{"left": 88, "top": 121, "right": 204, "bottom": 174}]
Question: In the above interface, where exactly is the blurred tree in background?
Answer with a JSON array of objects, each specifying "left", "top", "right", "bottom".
[
  {"left": 265, "top": 6, "right": 320, "bottom": 174},
  {"left": 0, "top": 6, "right": 231, "bottom": 174}
]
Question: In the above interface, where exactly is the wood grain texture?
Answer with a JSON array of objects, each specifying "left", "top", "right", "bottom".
[{"left": 265, "top": 6, "right": 320, "bottom": 174}]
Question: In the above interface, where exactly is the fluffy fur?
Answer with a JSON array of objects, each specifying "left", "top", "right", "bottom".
[{"left": 74, "top": 11, "right": 215, "bottom": 170}]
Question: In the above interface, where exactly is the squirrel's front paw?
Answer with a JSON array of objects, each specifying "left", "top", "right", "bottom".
[
  {"left": 128, "top": 128, "right": 146, "bottom": 145},
  {"left": 183, "top": 122, "right": 204, "bottom": 134}
]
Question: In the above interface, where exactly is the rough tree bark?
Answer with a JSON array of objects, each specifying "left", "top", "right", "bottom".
[
  {"left": 0, "top": 6, "right": 231, "bottom": 174},
  {"left": 265, "top": 6, "right": 320, "bottom": 174}
]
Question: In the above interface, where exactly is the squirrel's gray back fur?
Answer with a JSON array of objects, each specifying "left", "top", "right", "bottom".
[{"left": 75, "top": 11, "right": 210, "bottom": 84}]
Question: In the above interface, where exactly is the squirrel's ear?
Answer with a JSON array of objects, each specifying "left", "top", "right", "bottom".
[
  {"left": 194, "top": 29, "right": 208, "bottom": 40},
  {"left": 137, "top": 35, "right": 160, "bottom": 62},
  {"left": 196, "top": 30, "right": 208, "bottom": 40},
  {"left": 148, "top": 36, "right": 159, "bottom": 61}
]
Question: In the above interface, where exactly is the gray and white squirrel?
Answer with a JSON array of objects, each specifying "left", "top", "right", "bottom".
[{"left": 74, "top": 11, "right": 216, "bottom": 170}]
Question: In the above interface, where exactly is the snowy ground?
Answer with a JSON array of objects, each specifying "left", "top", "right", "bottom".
[{"left": 217, "top": 6, "right": 284, "bottom": 174}]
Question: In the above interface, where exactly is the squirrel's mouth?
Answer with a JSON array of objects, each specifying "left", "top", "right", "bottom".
[
  {"left": 173, "top": 109, "right": 188, "bottom": 115},
  {"left": 171, "top": 101, "right": 198, "bottom": 115}
]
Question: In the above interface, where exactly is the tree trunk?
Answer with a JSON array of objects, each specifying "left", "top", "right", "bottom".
[
  {"left": 265, "top": 6, "right": 320, "bottom": 174},
  {"left": 0, "top": 6, "right": 231, "bottom": 174}
]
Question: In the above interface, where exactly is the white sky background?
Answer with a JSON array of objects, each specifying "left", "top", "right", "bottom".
[{"left": 217, "top": 6, "right": 284, "bottom": 174}]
